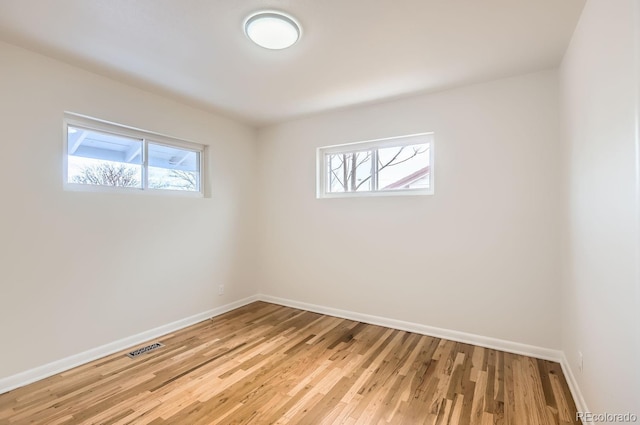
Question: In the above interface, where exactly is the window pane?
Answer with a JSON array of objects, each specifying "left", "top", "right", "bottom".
[
  {"left": 326, "top": 151, "right": 372, "bottom": 193},
  {"left": 67, "top": 126, "right": 142, "bottom": 188},
  {"left": 318, "top": 134, "right": 433, "bottom": 198},
  {"left": 377, "top": 143, "right": 430, "bottom": 191},
  {"left": 147, "top": 143, "right": 200, "bottom": 191}
]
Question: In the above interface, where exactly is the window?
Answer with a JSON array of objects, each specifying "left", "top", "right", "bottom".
[
  {"left": 317, "top": 133, "right": 433, "bottom": 198},
  {"left": 64, "top": 113, "right": 204, "bottom": 195}
]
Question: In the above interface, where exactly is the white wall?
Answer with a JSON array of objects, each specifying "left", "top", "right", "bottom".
[
  {"left": 257, "top": 71, "right": 563, "bottom": 349},
  {"left": 0, "top": 41, "right": 259, "bottom": 379},
  {"left": 560, "top": 0, "right": 640, "bottom": 414}
]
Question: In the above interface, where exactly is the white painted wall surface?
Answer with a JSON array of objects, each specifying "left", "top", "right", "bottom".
[
  {"left": 257, "top": 71, "right": 563, "bottom": 350},
  {"left": 560, "top": 0, "right": 640, "bottom": 415},
  {"left": 0, "top": 41, "right": 259, "bottom": 379}
]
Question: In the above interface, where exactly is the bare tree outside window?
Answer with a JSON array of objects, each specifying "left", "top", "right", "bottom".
[
  {"left": 327, "top": 144, "right": 429, "bottom": 192},
  {"left": 72, "top": 163, "right": 140, "bottom": 187},
  {"left": 148, "top": 169, "right": 198, "bottom": 191},
  {"left": 169, "top": 170, "right": 197, "bottom": 190}
]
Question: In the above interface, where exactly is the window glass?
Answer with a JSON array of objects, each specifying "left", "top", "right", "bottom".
[
  {"left": 377, "top": 144, "right": 430, "bottom": 191},
  {"left": 64, "top": 114, "right": 205, "bottom": 195},
  {"left": 318, "top": 134, "right": 433, "bottom": 198},
  {"left": 326, "top": 151, "right": 372, "bottom": 193},
  {"left": 67, "top": 126, "right": 142, "bottom": 188},
  {"left": 148, "top": 143, "right": 200, "bottom": 192}
]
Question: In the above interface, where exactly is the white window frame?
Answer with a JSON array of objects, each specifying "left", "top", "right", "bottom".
[
  {"left": 317, "top": 133, "right": 434, "bottom": 198},
  {"left": 63, "top": 112, "right": 206, "bottom": 197}
]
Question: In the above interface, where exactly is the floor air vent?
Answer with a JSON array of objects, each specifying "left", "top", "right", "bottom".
[{"left": 127, "top": 342, "right": 164, "bottom": 358}]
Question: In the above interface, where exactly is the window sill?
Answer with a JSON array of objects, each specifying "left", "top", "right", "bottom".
[
  {"left": 316, "top": 189, "right": 434, "bottom": 199},
  {"left": 63, "top": 183, "right": 205, "bottom": 198}
]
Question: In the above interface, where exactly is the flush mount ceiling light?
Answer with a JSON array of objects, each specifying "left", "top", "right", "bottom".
[{"left": 244, "top": 11, "right": 301, "bottom": 50}]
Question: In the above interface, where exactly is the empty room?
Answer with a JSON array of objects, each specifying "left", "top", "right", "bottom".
[{"left": 0, "top": 0, "right": 638, "bottom": 424}]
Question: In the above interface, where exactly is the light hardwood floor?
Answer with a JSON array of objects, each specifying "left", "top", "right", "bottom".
[{"left": 0, "top": 302, "right": 580, "bottom": 424}]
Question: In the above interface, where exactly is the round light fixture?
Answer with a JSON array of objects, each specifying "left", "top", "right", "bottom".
[{"left": 244, "top": 11, "right": 301, "bottom": 50}]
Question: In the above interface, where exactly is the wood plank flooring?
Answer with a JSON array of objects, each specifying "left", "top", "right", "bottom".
[{"left": 0, "top": 302, "right": 580, "bottom": 424}]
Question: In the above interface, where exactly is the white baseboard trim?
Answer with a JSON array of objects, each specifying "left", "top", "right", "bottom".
[
  {"left": 258, "top": 295, "right": 596, "bottom": 414},
  {"left": 256, "top": 294, "right": 594, "bottom": 418},
  {"left": 0, "top": 295, "right": 260, "bottom": 395},
  {"left": 560, "top": 352, "right": 590, "bottom": 421},
  {"left": 1, "top": 292, "right": 586, "bottom": 415},
  {"left": 257, "top": 294, "right": 564, "bottom": 362}
]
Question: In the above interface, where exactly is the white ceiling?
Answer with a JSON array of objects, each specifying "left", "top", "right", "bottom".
[{"left": 0, "top": 0, "right": 585, "bottom": 126}]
